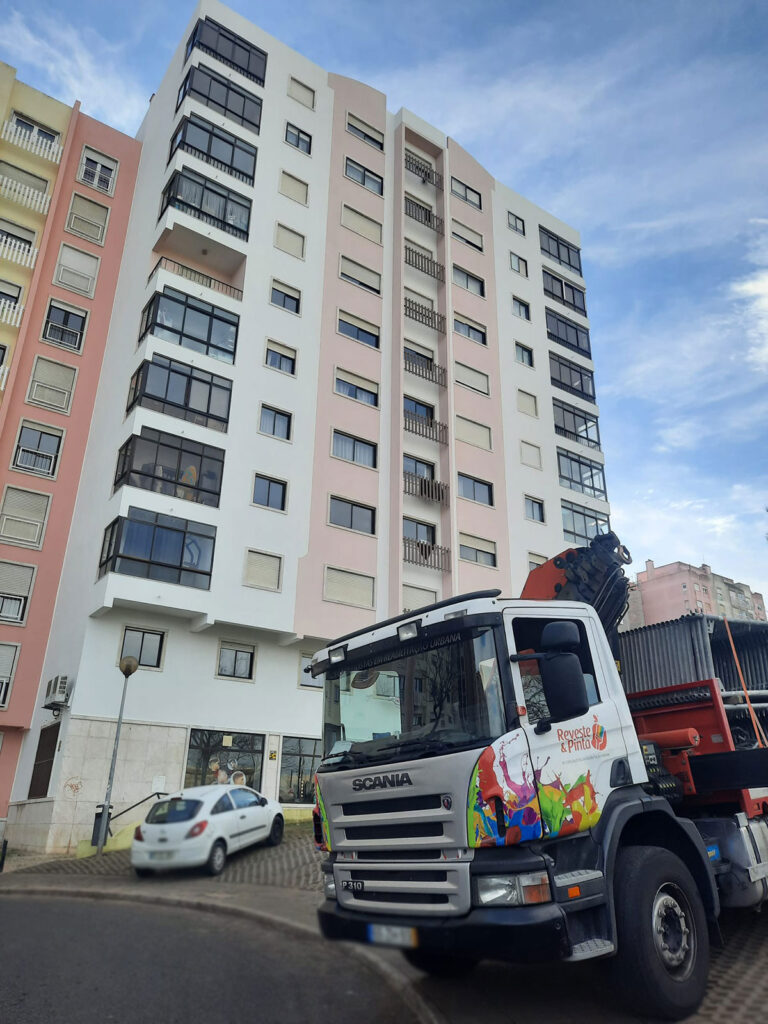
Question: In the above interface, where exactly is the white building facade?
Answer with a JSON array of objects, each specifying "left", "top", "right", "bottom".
[{"left": 6, "top": 0, "right": 610, "bottom": 852}]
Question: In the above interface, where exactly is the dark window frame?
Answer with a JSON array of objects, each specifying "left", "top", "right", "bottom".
[
  {"left": 218, "top": 642, "right": 255, "bottom": 680},
  {"left": 329, "top": 496, "right": 376, "bottom": 534},
  {"left": 265, "top": 344, "right": 296, "bottom": 374},
  {"left": 285, "top": 122, "right": 311, "bottom": 154},
  {"left": 176, "top": 64, "right": 262, "bottom": 134},
  {"left": 508, "top": 212, "right": 525, "bottom": 235},
  {"left": 545, "top": 307, "right": 591, "bottom": 357},
  {"left": 403, "top": 454, "right": 434, "bottom": 480},
  {"left": 550, "top": 351, "right": 596, "bottom": 403},
  {"left": 459, "top": 539, "right": 497, "bottom": 567},
  {"left": 139, "top": 287, "right": 239, "bottom": 364},
  {"left": 539, "top": 225, "right": 582, "bottom": 275},
  {"left": 452, "top": 265, "right": 485, "bottom": 297},
  {"left": 557, "top": 448, "right": 607, "bottom": 500},
  {"left": 332, "top": 429, "right": 377, "bottom": 469},
  {"left": 561, "top": 499, "right": 610, "bottom": 547},
  {"left": 160, "top": 167, "right": 251, "bottom": 240},
  {"left": 515, "top": 342, "right": 533, "bottom": 367},
  {"left": 404, "top": 395, "right": 434, "bottom": 421},
  {"left": 114, "top": 427, "right": 225, "bottom": 508},
  {"left": 121, "top": 627, "right": 164, "bottom": 668},
  {"left": 553, "top": 398, "right": 601, "bottom": 450},
  {"left": 169, "top": 114, "right": 257, "bottom": 185},
  {"left": 271, "top": 282, "right": 301, "bottom": 314},
  {"left": 42, "top": 299, "right": 86, "bottom": 352},
  {"left": 335, "top": 374, "right": 378, "bottom": 407},
  {"left": 127, "top": 354, "right": 232, "bottom": 433},
  {"left": 458, "top": 472, "right": 494, "bottom": 506},
  {"left": 259, "top": 404, "right": 292, "bottom": 440},
  {"left": 453, "top": 315, "right": 487, "bottom": 346},
  {"left": 403, "top": 516, "right": 436, "bottom": 545},
  {"left": 344, "top": 157, "right": 383, "bottom": 196},
  {"left": 337, "top": 314, "right": 379, "bottom": 349},
  {"left": 14, "top": 423, "right": 61, "bottom": 477},
  {"left": 513, "top": 296, "right": 531, "bottom": 321},
  {"left": 253, "top": 474, "right": 287, "bottom": 510},
  {"left": 346, "top": 115, "right": 384, "bottom": 150},
  {"left": 450, "top": 176, "right": 481, "bottom": 209},
  {"left": 525, "top": 496, "right": 545, "bottom": 522},
  {"left": 543, "top": 269, "right": 587, "bottom": 316},
  {"left": 185, "top": 17, "right": 267, "bottom": 86}
]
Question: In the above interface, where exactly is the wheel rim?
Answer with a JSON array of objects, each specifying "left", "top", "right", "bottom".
[
  {"left": 651, "top": 883, "right": 696, "bottom": 979},
  {"left": 212, "top": 844, "right": 225, "bottom": 871}
]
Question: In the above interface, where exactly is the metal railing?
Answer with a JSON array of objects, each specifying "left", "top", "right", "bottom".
[
  {"left": 405, "top": 151, "right": 443, "bottom": 189},
  {"left": 404, "top": 245, "right": 445, "bottom": 282},
  {"left": 0, "top": 175, "right": 50, "bottom": 214},
  {"left": 404, "top": 411, "right": 448, "bottom": 445},
  {"left": 403, "top": 537, "right": 451, "bottom": 572},
  {"left": 191, "top": 41, "right": 265, "bottom": 86},
  {"left": 404, "top": 196, "right": 443, "bottom": 234},
  {"left": 404, "top": 350, "right": 446, "bottom": 387},
  {"left": 0, "top": 299, "right": 24, "bottom": 328},
  {"left": 1, "top": 120, "right": 62, "bottom": 163},
  {"left": 14, "top": 447, "right": 55, "bottom": 475},
  {"left": 554, "top": 425, "right": 601, "bottom": 451},
  {"left": 174, "top": 140, "right": 254, "bottom": 186},
  {"left": 0, "top": 237, "right": 38, "bottom": 268},
  {"left": 0, "top": 365, "right": 9, "bottom": 391},
  {"left": 404, "top": 297, "right": 446, "bottom": 334},
  {"left": 148, "top": 256, "right": 243, "bottom": 300},
  {"left": 403, "top": 471, "right": 449, "bottom": 506},
  {"left": 161, "top": 195, "right": 248, "bottom": 241}
]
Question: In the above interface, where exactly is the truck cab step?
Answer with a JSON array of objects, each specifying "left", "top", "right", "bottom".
[{"left": 565, "top": 938, "right": 615, "bottom": 961}]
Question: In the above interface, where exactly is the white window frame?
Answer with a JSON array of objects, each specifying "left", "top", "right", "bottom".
[
  {"left": 65, "top": 192, "right": 110, "bottom": 246},
  {"left": 78, "top": 146, "right": 118, "bottom": 196}
]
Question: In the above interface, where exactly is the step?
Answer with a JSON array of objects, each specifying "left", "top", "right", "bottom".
[{"left": 566, "top": 938, "right": 615, "bottom": 962}]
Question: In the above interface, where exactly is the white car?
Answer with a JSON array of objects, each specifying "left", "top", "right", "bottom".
[{"left": 131, "top": 784, "right": 284, "bottom": 877}]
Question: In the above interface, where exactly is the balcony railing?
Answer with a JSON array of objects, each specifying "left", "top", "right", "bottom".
[
  {"left": 554, "top": 425, "right": 601, "bottom": 451},
  {"left": 161, "top": 194, "right": 248, "bottom": 240},
  {"left": 405, "top": 151, "right": 443, "bottom": 189},
  {"left": 404, "top": 245, "right": 445, "bottom": 282},
  {"left": 404, "top": 411, "right": 448, "bottom": 445},
  {"left": 404, "top": 297, "right": 446, "bottom": 334},
  {"left": 0, "top": 365, "right": 10, "bottom": 391},
  {"left": 148, "top": 257, "right": 243, "bottom": 301},
  {"left": 404, "top": 196, "right": 443, "bottom": 234},
  {"left": 1, "top": 120, "right": 62, "bottom": 163},
  {"left": 0, "top": 237, "right": 38, "bottom": 268},
  {"left": 403, "top": 471, "right": 449, "bottom": 506},
  {"left": 0, "top": 300, "right": 24, "bottom": 328},
  {"left": 403, "top": 537, "right": 451, "bottom": 572},
  {"left": 0, "top": 175, "right": 50, "bottom": 214},
  {"left": 14, "top": 447, "right": 55, "bottom": 475},
  {"left": 404, "top": 350, "right": 446, "bottom": 387}
]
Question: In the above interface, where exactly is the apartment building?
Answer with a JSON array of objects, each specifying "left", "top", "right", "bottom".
[{"left": 4, "top": 0, "right": 610, "bottom": 852}]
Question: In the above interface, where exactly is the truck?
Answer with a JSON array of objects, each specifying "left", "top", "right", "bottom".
[{"left": 307, "top": 533, "right": 768, "bottom": 1021}]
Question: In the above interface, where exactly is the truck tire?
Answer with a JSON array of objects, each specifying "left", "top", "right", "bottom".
[
  {"left": 609, "top": 845, "right": 709, "bottom": 1021},
  {"left": 402, "top": 948, "right": 478, "bottom": 977}
]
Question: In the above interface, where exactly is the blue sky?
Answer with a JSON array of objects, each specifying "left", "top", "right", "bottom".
[{"left": 2, "top": 0, "right": 767, "bottom": 597}]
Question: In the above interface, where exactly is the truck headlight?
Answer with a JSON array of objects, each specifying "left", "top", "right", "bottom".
[
  {"left": 475, "top": 871, "right": 551, "bottom": 907},
  {"left": 323, "top": 873, "right": 337, "bottom": 900}
]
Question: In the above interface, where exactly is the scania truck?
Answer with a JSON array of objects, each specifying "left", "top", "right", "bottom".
[{"left": 308, "top": 535, "right": 768, "bottom": 1021}]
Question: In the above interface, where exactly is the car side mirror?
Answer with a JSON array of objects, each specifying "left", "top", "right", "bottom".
[{"left": 259, "top": 797, "right": 268, "bottom": 807}]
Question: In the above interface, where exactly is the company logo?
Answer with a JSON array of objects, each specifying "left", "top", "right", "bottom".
[
  {"left": 591, "top": 715, "right": 607, "bottom": 751},
  {"left": 557, "top": 716, "right": 608, "bottom": 754},
  {"left": 352, "top": 772, "right": 413, "bottom": 791}
]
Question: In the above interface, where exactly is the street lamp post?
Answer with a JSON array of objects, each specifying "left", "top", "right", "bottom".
[{"left": 96, "top": 655, "right": 139, "bottom": 855}]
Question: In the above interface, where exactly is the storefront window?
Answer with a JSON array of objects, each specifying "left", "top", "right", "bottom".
[
  {"left": 185, "top": 729, "right": 264, "bottom": 790},
  {"left": 279, "top": 736, "right": 323, "bottom": 804}
]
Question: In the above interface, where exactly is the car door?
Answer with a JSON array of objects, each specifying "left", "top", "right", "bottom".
[
  {"left": 229, "top": 787, "right": 268, "bottom": 850},
  {"left": 210, "top": 791, "right": 240, "bottom": 850}
]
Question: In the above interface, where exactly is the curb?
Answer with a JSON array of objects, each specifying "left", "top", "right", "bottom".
[{"left": 0, "top": 884, "right": 445, "bottom": 1024}]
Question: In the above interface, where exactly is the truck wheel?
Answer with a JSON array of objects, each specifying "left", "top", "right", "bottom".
[
  {"left": 402, "top": 948, "right": 478, "bottom": 977},
  {"left": 610, "top": 845, "right": 709, "bottom": 1021}
]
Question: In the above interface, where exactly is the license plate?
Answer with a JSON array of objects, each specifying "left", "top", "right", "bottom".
[
  {"left": 367, "top": 924, "right": 418, "bottom": 948},
  {"left": 341, "top": 880, "right": 365, "bottom": 893},
  {"left": 149, "top": 851, "right": 174, "bottom": 861}
]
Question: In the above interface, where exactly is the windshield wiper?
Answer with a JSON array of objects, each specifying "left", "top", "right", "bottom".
[{"left": 321, "top": 748, "right": 370, "bottom": 769}]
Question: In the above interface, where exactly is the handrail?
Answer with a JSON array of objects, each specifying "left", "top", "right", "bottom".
[
  {"left": 404, "top": 410, "right": 448, "bottom": 444},
  {"left": 405, "top": 151, "right": 443, "bottom": 189},
  {"left": 403, "top": 471, "right": 449, "bottom": 506},
  {"left": 404, "top": 196, "right": 443, "bottom": 234},
  {"left": 404, "top": 297, "right": 445, "bottom": 334},
  {"left": 148, "top": 256, "right": 243, "bottom": 300},
  {"left": 404, "top": 350, "right": 446, "bottom": 387},
  {"left": 403, "top": 537, "right": 451, "bottom": 571},
  {"left": 109, "top": 791, "right": 169, "bottom": 825},
  {"left": 404, "top": 245, "right": 445, "bottom": 282}
]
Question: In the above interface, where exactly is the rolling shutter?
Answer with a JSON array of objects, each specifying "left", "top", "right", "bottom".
[
  {"left": 279, "top": 171, "right": 308, "bottom": 204},
  {"left": 244, "top": 550, "right": 281, "bottom": 591},
  {"left": 455, "top": 416, "right": 491, "bottom": 450},
  {"left": 68, "top": 195, "right": 108, "bottom": 242},
  {"left": 520, "top": 441, "right": 542, "bottom": 468},
  {"left": 0, "top": 561, "right": 34, "bottom": 596},
  {"left": 459, "top": 533, "right": 496, "bottom": 556},
  {"left": 454, "top": 362, "right": 489, "bottom": 394},
  {"left": 517, "top": 390, "right": 538, "bottom": 417},
  {"left": 55, "top": 244, "right": 99, "bottom": 295},
  {"left": 0, "top": 488, "right": 50, "bottom": 546},
  {"left": 341, "top": 205, "right": 382, "bottom": 244},
  {"left": 340, "top": 257, "right": 380, "bottom": 293},
  {"left": 402, "top": 584, "right": 436, "bottom": 611},
  {"left": 288, "top": 77, "right": 315, "bottom": 109},
  {"left": 347, "top": 114, "right": 384, "bottom": 148},
  {"left": 324, "top": 567, "right": 374, "bottom": 608},
  {"left": 275, "top": 224, "right": 305, "bottom": 258},
  {"left": 29, "top": 357, "right": 76, "bottom": 411}
]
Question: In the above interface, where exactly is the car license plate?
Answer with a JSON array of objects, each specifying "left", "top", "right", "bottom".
[
  {"left": 341, "top": 880, "right": 365, "bottom": 892},
  {"left": 367, "top": 924, "right": 418, "bottom": 948},
  {"left": 149, "top": 851, "right": 173, "bottom": 861}
]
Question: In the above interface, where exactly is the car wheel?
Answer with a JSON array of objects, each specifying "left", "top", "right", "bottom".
[
  {"left": 265, "top": 815, "right": 284, "bottom": 847},
  {"left": 134, "top": 868, "right": 153, "bottom": 879},
  {"left": 402, "top": 949, "right": 478, "bottom": 977},
  {"left": 206, "top": 839, "right": 227, "bottom": 876}
]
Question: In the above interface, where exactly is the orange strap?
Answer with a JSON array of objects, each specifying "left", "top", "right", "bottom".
[{"left": 724, "top": 617, "right": 767, "bottom": 748}]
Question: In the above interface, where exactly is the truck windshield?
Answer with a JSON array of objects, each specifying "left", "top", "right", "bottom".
[{"left": 319, "top": 623, "right": 506, "bottom": 771}]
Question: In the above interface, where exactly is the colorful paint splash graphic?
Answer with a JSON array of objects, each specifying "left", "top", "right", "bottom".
[
  {"left": 314, "top": 775, "right": 331, "bottom": 851},
  {"left": 468, "top": 738, "right": 543, "bottom": 847},
  {"left": 537, "top": 770, "right": 600, "bottom": 838}
]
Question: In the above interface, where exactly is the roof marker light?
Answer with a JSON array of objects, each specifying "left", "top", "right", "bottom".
[
  {"left": 329, "top": 645, "right": 347, "bottom": 665},
  {"left": 398, "top": 621, "right": 420, "bottom": 642}
]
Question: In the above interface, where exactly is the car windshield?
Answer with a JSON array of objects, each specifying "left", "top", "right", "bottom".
[
  {"left": 319, "top": 623, "right": 506, "bottom": 771},
  {"left": 146, "top": 798, "right": 202, "bottom": 823}
]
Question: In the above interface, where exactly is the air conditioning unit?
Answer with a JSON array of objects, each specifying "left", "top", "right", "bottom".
[{"left": 43, "top": 675, "right": 70, "bottom": 710}]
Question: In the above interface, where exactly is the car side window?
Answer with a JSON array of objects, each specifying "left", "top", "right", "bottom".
[
  {"left": 211, "top": 793, "right": 234, "bottom": 814},
  {"left": 231, "top": 788, "right": 259, "bottom": 809}
]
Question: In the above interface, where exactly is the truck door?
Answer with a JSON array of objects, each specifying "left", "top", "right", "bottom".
[{"left": 503, "top": 609, "right": 629, "bottom": 839}]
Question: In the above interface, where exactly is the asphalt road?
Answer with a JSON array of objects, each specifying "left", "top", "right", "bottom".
[{"left": 0, "top": 897, "right": 419, "bottom": 1024}]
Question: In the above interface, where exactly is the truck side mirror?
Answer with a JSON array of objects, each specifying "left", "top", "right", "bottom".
[
  {"left": 540, "top": 621, "right": 580, "bottom": 653},
  {"left": 541, "top": 652, "right": 589, "bottom": 724}
]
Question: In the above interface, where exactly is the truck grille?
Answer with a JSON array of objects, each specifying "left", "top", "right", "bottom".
[
  {"left": 344, "top": 822, "right": 443, "bottom": 841},
  {"left": 336, "top": 861, "right": 470, "bottom": 914}
]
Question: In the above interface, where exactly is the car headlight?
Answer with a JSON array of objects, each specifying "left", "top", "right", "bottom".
[
  {"left": 475, "top": 871, "right": 551, "bottom": 907},
  {"left": 323, "top": 873, "right": 337, "bottom": 900}
]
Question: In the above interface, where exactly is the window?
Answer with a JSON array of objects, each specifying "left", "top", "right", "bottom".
[
  {"left": 453, "top": 314, "right": 486, "bottom": 345},
  {"left": 346, "top": 114, "right": 384, "bottom": 150},
  {"left": 338, "top": 312, "right": 379, "bottom": 349},
  {"left": 265, "top": 340, "right": 296, "bottom": 375},
  {"left": 335, "top": 369, "right": 378, "bottom": 407},
  {"left": 403, "top": 454, "right": 434, "bottom": 479},
  {"left": 332, "top": 430, "right": 377, "bottom": 468},
  {"left": 288, "top": 77, "right": 315, "bottom": 109},
  {"left": 339, "top": 256, "right": 381, "bottom": 294},
  {"left": 515, "top": 342, "right": 533, "bottom": 366},
  {"left": 512, "top": 616, "right": 598, "bottom": 725},
  {"left": 127, "top": 354, "right": 232, "bottom": 432},
  {"left": 454, "top": 361, "right": 489, "bottom": 394},
  {"left": 557, "top": 448, "right": 607, "bottom": 500},
  {"left": 66, "top": 194, "right": 108, "bottom": 244},
  {"left": 77, "top": 148, "right": 117, "bottom": 195},
  {"left": 139, "top": 287, "right": 239, "bottom": 363},
  {"left": 0, "top": 280, "right": 21, "bottom": 305},
  {"left": 455, "top": 415, "right": 491, "bottom": 450},
  {"left": 459, "top": 533, "right": 497, "bottom": 567},
  {"left": 244, "top": 549, "right": 281, "bottom": 591},
  {"left": 279, "top": 737, "right": 323, "bottom": 804},
  {"left": 404, "top": 395, "right": 433, "bottom": 420},
  {"left": 543, "top": 270, "right": 587, "bottom": 315},
  {"left": 510, "top": 252, "right": 528, "bottom": 276},
  {"left": 27, "top": 357, "right": 76, "bottom": 413},
  {"left": 259, "top": 405, "right": 292, "bottom": 440},
  {"left": 451, "top": 176, "right": 481, "bottom": 209},
  {"left": 403, "top": 584, "right": 436, "bottom": 611},
  {"left": 517, "top": 389, "right": 538, "bottom": 417},
  {"left": 562, "top": 499, "right": 609, "bottom": 546},
  {"left": 341, "top": 205, "right": 382, "bottom": 244},
  {"left": 253, "top": 474, "right": 287, "bottom": 511},
  {"left": 539, "top": 226, "right": 581, "bottom": 274},
  {"left": 42, "top": 300, "right": 87, "bottom": 352},
  {"left": 513, "top": 296, "right": 530, "bottom": 321},
  {"left": 178, "top": 64, "right": 263, "bottom": 134},
  {"left": 330, "top": 496, "right": 375, "bottom": 534},
  {"left": 453, "top": 265, "right": 485, "bottom": 297},
  {"left": 520, "top": 441, "right": 542, "bottom": 468},
  {"left": 99, "top": 508, "right": 215, "bottom": 589},
  {"left": 270, "top": 280, "right": 301, "bottom": 314},
  {"left": 161, "top": 168, "right": 251, "bottom": 239},
  {"left": 114, "top": 428, "right": 224, "bottom": 507},
  {"left": 345, "top": 157, "right": 383, "bottom": 196},
  {"left": 528, "top": 553, "right": 547, "bottom": 571},
  {"left": 185, "top": 729, "right": 264, "bottom": 790},
  {"left": 404, "top": 343, "right": 434, "bottom": 373},
  {"left": 0, "top": 160, "right": 47, "bottom": 196},
  {"left": 324, "top": 566, "right": 374, "bottom": 608},
  {"left": 0, "top": 642, "right": 19, "bottom": 706},
  {"left": 404, "top": 286, "right": 433, "bottom": 310},
  {"left": 211, "top": 793, "right": 234, "bottom": 814},
  {"left": 218, "top": 641, "right": 255, "bottom": 680},
  {"left": 458, "top": 473, "right": 493, "bottom": 506},
  {"left": 14, "top": 422, "right": 62, "bottom": 477},
  {"left": 169, "top": 114, "right": 257, "bottom": 184},
  {"left": 508, "top": 212, "right": 525, "bottom": 235},
  {"left": 403, "top": 517, "right": 435, "bottom": 544},
  {"left": 0, "top": 218, "right": 35, "bottom": 251},
  {"left": 451, "top": 220, "right": 483, "bottom": 251},
  {"left": 0, "top": 561, "right": 35, "bottom": 624},
  {"left": 275, "top": 223, "right": 305, "bottom": 259},
  {"left": 54, "top": 244, "right": 99, "bottom": 297},
  {"left": 121, "top": 627, "right": 164, "bottom": 668},
  {"left": 0, "top": 487, "right": 50, "bottom": 547},
  {"left": 546, "top": 308, "right": 591, "bottom": 357},
  {"left": 12, "top": 112, "right": 58, "bottom": 146},
  {"left": 185, "top": 17, "right": 267, "bottom": 84},
  {"left": 279, "top": 170, "right": 308, "bottom": 204},
  {"left": 525, "top": 496, "right": 545, "bottom": 522},
  {"left": 285, "top": 122, "right": 311, "bottom": 154},
  {"left": 550, "top": 352, "right": 595, "bottom": 402}
]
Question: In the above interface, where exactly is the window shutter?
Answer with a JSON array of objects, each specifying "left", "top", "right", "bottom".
[
  {"left": 0, "top": 160, "right": 47, "bottom": 193},
  {"left": 324, "top": 567, "right": 374, "bottom": 608},
  {"left": 517, "top": 390, "right": 538, "bottom": 417},
  {"left": 452, "top": 220, "right": 483, "bottom": 249},
  {"left": 288, "top": 77, "right": 315, "bottom": 109},
  {"left": 0, "top": 643, "right": 17, "bottom": 677},
  {"left": 341, "top": 205, "right": 382, "bottom": 244},
  {"left": 347, "top": 114, "right": 384, "bottom": 148},
  {"left": 402, "top": 584, "right": 436, "bottom": 611},
  {"left": 0, "top": 487, "right": 50, "bottom": 545},
  {"left": 0, "top": 561, "right": 34, "bottom": 596},
  {"left": 55, "top": 245, "right": 99, "bottom": 295},
  {"left": 267, "top": 340, "right": 295, "bottom": 359},
  {"left": 455, "top": 416, "right": 491, "bottom": 450},
  {"left": 68, "top": 195, "right": 108, "bottom": 242},
  {"left": 279, "top": 171, "right": 308, "bottom": 204},
  {"left": 520, "top": 441, "right": 542, "bottom": 468},
  {"left": 459, "top": 533, "right": 496, "bottom": 556},
  {"left": 336, "top": 369, "right": 378, "bottom": 397},
  {"left": 0, "top": 218, "right": 35, "bottom": 245},
  {"left": 454, "top": 362, "right": 489, "bottom": 394},
  {"left": 244, "top": 550, "right": 281, "bottom": 590},
  {"left": 340, "top": 257, "right": 380, "bottom": 292},
  {"left": 275, "top": 224, "right": 305, "bottom": 258},
  {"left": 29, "top": 358, "right": 75, "bottom": 411},
  {"left": 404, "top": 287, "right": 433, "bottom": 309},
  {"left": 339, "top": 311, "right": 378, "bottom": 337}
]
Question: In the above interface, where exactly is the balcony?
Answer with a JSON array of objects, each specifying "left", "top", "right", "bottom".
[
  {"left": 405, "top": 151, "right": 443, "bottom": 190},
  {"left": 404, "top": 297, "right": 445, "bottom": 334},
  {"left": 404, "top": 196, "right": 443, "bottom": 234},
  {"left": 404, "top": 411, "right": 448, "bottom": 445},
  {"left": 554, "top": 424, "right": 601, "bottom": 451},
  {"left": 1, "top": 120, "right": 62, "bottom": 163},
  {"left": 404, "top": 349, "right": 446, "bottom": 387},
  {"left": 0, "top": 300, "right": 24, "bottom": 328},
  {"left": 403, "top": 471, "right": 449, "bottom": 506},
  {"left": 403, "top": 537, "right": 451, "bottom": 572},
  {"left": 0, "top": 175, "right": 50, "bottom": 214},
  {"left": 404, "top": 244, "right": 445, "bottom": 283},
  {"left": 0, "top": 237, "right": 37, "bottom": 269},
  {"left": 148, "top": 257, "right": 243, "bottom": 301}
]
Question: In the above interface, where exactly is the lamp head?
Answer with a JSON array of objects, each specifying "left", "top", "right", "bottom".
[{"left": 119, "top": 656, "right": 139, "bottom": 678}]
